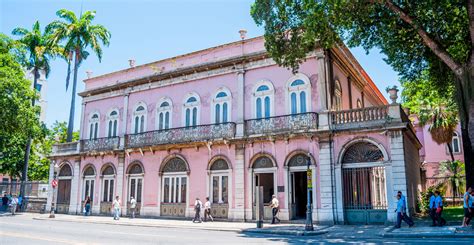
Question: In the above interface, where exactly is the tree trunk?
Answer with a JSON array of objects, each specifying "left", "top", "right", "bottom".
[
  {"left": 66, "top": 50, "right": 79, "bottom": 142},
  {"left": 446, "top": 143, "right": 455, "bottom": 162},
  {"left": 21, "top": 68, "right": 39, "bottom": 197},
  {"left": 455, "top": 66, "right": 474, "bottom": 189}
]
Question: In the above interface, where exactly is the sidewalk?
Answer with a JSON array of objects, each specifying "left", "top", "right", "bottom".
[
  {"left": 31, "top": 213, "right": 328, "bottom": 236},
  {"left": 382, "top": 225, "right": 474, "bottom": 238}
]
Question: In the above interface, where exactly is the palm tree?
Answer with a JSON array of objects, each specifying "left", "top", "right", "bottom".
[
  {"left": 46, "top": 9, "right": 111, "bottom": 142},
  {"left": 439, "top": 160, "right": 465, "bottom": 201},
  {"left": 12, "top": 21, "right": 59, "bottom": 195}
]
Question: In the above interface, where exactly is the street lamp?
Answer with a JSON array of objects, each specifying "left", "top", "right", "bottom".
[
  {"left": 305, "top": 153, "right": 314, "bottom": 231},
  {"left": 49, "top": 162, "right": 59, "bottom": 218}
]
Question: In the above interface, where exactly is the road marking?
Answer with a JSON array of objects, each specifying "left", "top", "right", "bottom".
[{"left": 0, "top": 231, "right": 96, "bottom": 245}]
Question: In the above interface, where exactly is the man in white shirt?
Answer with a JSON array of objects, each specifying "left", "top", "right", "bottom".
[
  {"left": 129, "top": 196, "right": 137, "bottom": 219},
  {"left": 112, "top": 196, "right": 121, "bottom": 220},
  {"left": 270, "top": 194, "right": 280, "bottom": 224},
  {"left": 10, "top": 194, "right": 18, "bottom": 215},
  {"left": 204, "top": 197, "right": 213, "bottom": 222},
  {"left": 192, "top": 197, "right": 203, "bottom": 223}
]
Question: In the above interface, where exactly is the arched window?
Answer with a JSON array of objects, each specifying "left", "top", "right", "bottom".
[
  {"left": 161, "top": 157, "right": 188, "bottom": 205},
  {"left": 157, "top": 98, "right": 172, "bottom": 130},
  {"left": 209, "top": 159, "right": 229, "bottom": 204},
  {"left": 133, "top": 103, "right": 147, "bottom": 134},
  {"left": 254, "top": 81, "right": 274, "bottom": 119},
  {"left": 356, "top": 99, "right": 363, "bottom": 109},
  {"left": 102, "top": 165, "right": 115, "bottom": 202},
  {"left": 128, "top": 162, "right": 143, "bottom": 203},
  {"left": 450, "top": 132, "right": 461, "bottom": 153},
  {"left": 89, "top": 113, "right": 100, "bottom": 139},
  {"left": 288, "top": 74, "right": 311, "bottom": 114},
  {"left": 183, "top": 93, "right": 200, "bottom": 127},
  {"left": 82, "top": 166, "right": 95, "bottom": 201},
  {"left": 212, "top": 88, "right": 231, "bottom": 123},
  {"left": 334, "top": 80, "right": 342, "bottom": 111},
  {"left": 107, "top": 110, "right": 119, "bottom": 138}
]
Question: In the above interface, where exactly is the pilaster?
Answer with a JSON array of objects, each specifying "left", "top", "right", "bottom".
[
  {"left": 317, "top": 140, "right": 335, "bottom": 224},
  {"left": 316, "top": 52, "right": 328, "bottom": 110},
  {"left": 388, "top": 130, "right": 408, "bottom": 222},
  {"left": 235, "top": 69, "right": 245, "bottom": 137},
  {"left": 231, "top": 143, "right": 245, "bottom": 220},
  {"left": 116, "top": 153, "right": 125, "bottom": 210},
  {"left": 68, "top": 157, "right": 81, "bottom": 214},
  {"left": 45, "top": 160, "right": 55, "bottom": 212}
]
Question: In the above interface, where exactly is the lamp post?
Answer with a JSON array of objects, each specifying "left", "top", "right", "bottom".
[
  {"left": 49, "top": 162, "right": 59, "bottom": 218},
  {"left": 305, "top": 153, "right": 314, "bottom": 231}
]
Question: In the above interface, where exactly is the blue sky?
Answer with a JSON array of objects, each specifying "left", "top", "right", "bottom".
[{"left": 1, "top": 0, "right": 400, "bottom": 130}]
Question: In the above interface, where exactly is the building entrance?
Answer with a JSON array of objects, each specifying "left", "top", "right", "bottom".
[{"left": 290, "top": 171, "right": 307, "bottom": 219}]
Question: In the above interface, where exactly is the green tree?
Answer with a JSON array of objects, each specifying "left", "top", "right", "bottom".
[
  {"left": 251, "top": 0, "right": 474, "bottom": 187},
  {"left": 439, "top": 160, "right": 466, "bottom": 201},
  {"left": 46, "top": 9, "right": 111, "bottom": 142},
  {"left": 0, "top": 37, "right": 41, "bottom": 179},
  {"left": 12, "top": 21, "right": 59, "bottom": 190}
]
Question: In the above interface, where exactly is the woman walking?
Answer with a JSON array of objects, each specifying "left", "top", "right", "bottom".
[
  {"left": 204, "top": 197, "right": 213, "bottom": 222},
  {"left": 112, "top": 196, "right": 121, "bottom": 220},
  {"left": 84, "top": 196, "right": 91, "bottom": 216}
]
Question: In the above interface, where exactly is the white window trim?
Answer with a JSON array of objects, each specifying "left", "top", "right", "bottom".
[
  {"left": 334, "top": 80, "right": 342, "bottom": 111},
  {"left": 132, "top": 102, "right": 147, "bottom": 134},
  {"left": 211, "top": 87, "right": 232, "bottom": 124},
  {"left": 156, "top": 97, "right": 173, "bottom": 130},
  {"left": 88, "top": 112, "right": 100, "bottom": 139},
  {"left": 82, "top": 176, "right": 95, "bottom": 201},
  {"left": 106, "top": 109, "right": 120, "bottom": 138},
  {"left": 182, "top": 92, "right": 201, "bottom": 127},
  {"left": 209, "top": 171, "right": 230, "bottom": 204},
  {"left": 252, "top": 80, "right": 275, "bottom": 118},
  {"left": 127, "top": 175, "right": 144, "bottom": 203},
  {"left": 286, "top": 73, "right": 312, "bottom": 114},
  {"left": 101, "top": 175, "right": 115, "bottom": 202},
  {"left": 160, "top": 172, "right": 189, "bottom": 204},
  {"left": 447, "top": 132, "right": 462, "bottom": 154}
]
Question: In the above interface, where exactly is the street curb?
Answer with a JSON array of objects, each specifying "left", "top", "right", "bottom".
[
  {"left": 242, "top": 228, "right": 327, "bottom": 236},
  {"left": 32, "top": 217, "right": 242, "bottom": 233},
  {"left": 381, "top": 227, "right": 474, "bottom": 238}
]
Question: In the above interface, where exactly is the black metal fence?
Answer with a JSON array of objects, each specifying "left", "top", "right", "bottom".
[{"left": 425, "top": 176, "right": 465, "bottom": 205}]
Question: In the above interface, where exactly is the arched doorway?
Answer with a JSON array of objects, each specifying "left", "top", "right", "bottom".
[
  {"left": 127, "top": 162, "right": 144, "bottom": 217},
  {"left": 341, "top": 141, "right": 387, "bottom": 224},
  {"left": 208, "top": 157, "right": 231, "bottom": 219},
  {"left": 160, "top": 156, "right": 189, "bottom": 217},
  {"left": 251, "top": 155, "right": 277, "bottom": 220},
  {"left": 82, "top": 165, "right": 95, "bottom": 208},
  {"left": 100, "top": 164, "right": 115, "bottom": 214},
  {"left": 286, "top": 153, "right": 314, "bottom": 220},
  {"left": 57, "top": 163, "right": 72, "bottom": 214}
]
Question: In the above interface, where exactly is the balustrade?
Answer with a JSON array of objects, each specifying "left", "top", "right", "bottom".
[
  {"left": 126, "top": 122, "right": 236, "bottom": 149},
  {"left": 81, "top": 137, "right": 120, "bottom": 152},
  {"left": 331, "top": 106, "right": 388, "bottom": 125},
  {"left": 245, "top": 112, "right": 318, "bottom": 136}
]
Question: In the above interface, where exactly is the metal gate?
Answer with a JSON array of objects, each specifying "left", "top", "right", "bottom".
[{"left": 342, "top": 166, "right": 387, "bottom": 224}]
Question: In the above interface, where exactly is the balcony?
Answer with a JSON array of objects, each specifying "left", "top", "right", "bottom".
[
  {"left": 51, "top": 142, "right": 79, "bottom": 156},
  {"left": 245, "top": 112, "right": 318, "bottom": 136},
  {"left": 125, "top": 122, "right": 236, "bottom": 149},
  {"left": 329, "top": 105, "right": 409, "bottom": 130},
  {"left": 80, "top": 137, "right": 120, "bottom": 152}
]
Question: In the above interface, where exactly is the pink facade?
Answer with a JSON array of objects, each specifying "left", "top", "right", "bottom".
[{"left": 48, "top": 36, "right": 421, "bottom": 225}]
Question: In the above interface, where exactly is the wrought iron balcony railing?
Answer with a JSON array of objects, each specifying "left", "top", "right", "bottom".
[
  {"left": 81, "top": 137, "right": 120, "bottom": 152},
  {"left": 245, "top": 112, "right": 318, "bottom": 136},
  {"left": 125, "top": 122, "right": 236, "bottom": 149}
]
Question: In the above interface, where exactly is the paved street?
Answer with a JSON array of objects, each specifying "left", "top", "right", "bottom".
[{"left": 1, "top": 214, "right": 473, "bottom": 244}]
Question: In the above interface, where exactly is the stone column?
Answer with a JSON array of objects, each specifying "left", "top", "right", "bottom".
[
  {"left": 235, "top": 69, "right": 245, "bottom": 137},
  {"left": 232, "top": 144, "right": 245, "bottom": 220},
  {"left": 116, "top": 153, "right": 125, "bottom": 210},
  {"left": 387, "top": 130, "right": 408, "bottom": 222},
  {"left": 120, "top": 93, "right": 130, "bottom": 149},
  {"left": 317, "top": 140, "right": 335, "bottom": 224},
  {"left": 45, "top": 159, "right": 55, "bottom": 212},
  {"left": 79, "top": 102, "right": 86, "bottom": 140},
  {"left": 316, "top": 52, "right": 328, "bottom": 110},
  {"left": 68, "top": 157, "right": 81, "bottom": 214}
]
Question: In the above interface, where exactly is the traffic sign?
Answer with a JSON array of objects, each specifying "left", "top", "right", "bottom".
[{"left": 52, "top": 179, "right": 58, "bottom": 188}]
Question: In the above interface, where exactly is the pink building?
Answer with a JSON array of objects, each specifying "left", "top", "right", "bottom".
[{"left": 47, "top": 35, "right": 421, "bottom": 225}]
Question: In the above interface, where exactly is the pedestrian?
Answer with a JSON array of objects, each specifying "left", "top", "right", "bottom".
[
  {"left": 112, "top": 196, "right": 121, "bottom": 220},
  {"left": 428, "top": 191, "right": 437, "bottom": 226},
  {"left": 129, "top": 196, "right": 137, "bottom": 219},
  {"left": 192, "top": 197, "right": 202, "bottom": 223},
  {"left": 9, "top": 194, "right": 18, "bottom": 215},
  {"left": 394, "top": 192, "right": 414, "bottom": 228},
  {"left": 83, "top": 196, "right": 91, "bottom": 216},
  {"left": 434, "top": 191, "right": 446, "bottom": 226},
  {"left": 270, "top": 194, "right": 280, "bottom": 224},
  {"left": 462, "top": 187, "right": 472, "bottom": 227},
  {"left": 1, "top": 193, "right": 8, "bottom": 212},
  {"left": 17, "top": 195, "right": 22, "bottom": 212},
  {"left": 468, "top": 189, "right": 474, "bottom": 226},
  {"left": 204, "top": 197, "right": 213, "bottom": 222}
]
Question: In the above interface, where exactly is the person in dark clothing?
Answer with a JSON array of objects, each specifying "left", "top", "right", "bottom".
[
  {"left": 84, "top": 196, "right": 91, "bottom": 216},
  {"left": 434, "top": 191, "right": 446, "bottom": 226},
  {"left": 1, "top": 194, "right": 8, "bottom": 211},
  {"left": 394, "top": 192, "right": 414, "bottom": 228},
  {"left": 428, "top": 192, "right": 437, "bottom": 226}
]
